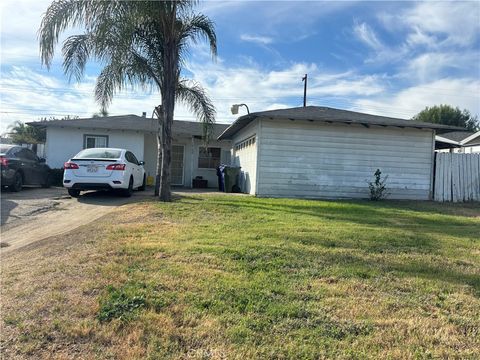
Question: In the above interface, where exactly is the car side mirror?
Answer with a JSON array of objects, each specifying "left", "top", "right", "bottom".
[
  {"left": 38, "top": 158, "right": 46, "bottom": 163},
  {"left": 139, "top": 161, "right": 145, "bottom": 166}
]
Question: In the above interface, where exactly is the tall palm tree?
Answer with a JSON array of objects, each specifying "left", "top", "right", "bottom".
[{"left": 39, "top": 0, "right": 217, "bottom": 201}]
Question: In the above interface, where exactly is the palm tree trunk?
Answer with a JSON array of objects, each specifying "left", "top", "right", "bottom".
[
  {"left": 159, "top": 107, "right": 172, "bottom": 201},
  {"left": 154, "top": 105, "right": 163, "bottom": 197},
  {"left": 159, "top": 47, "right": 177, "bottom": 201},
  {"left": 158, "top": 4, "right": 178, "bottom": 202},
  {"left": 155, "top": 132, "right": 162, "bottom": 197}
]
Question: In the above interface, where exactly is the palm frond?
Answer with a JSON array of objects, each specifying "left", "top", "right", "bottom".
[
  {"left": 40, "top": 0, "right": 137, "bottom": 68},
  {"left": 95, "top": 52, "right": 160, "bottom": 110},
  {"left": 39, "top": 0, "right": 217, "bottom": 130},
  {"left": 39, "top": 0, "right": 97, "bottom": 68},
  {"left": 176, "top": 79, "right": 216, "bottom": 142},
  {"left": 180, "top": 13, "right": 217, "bottom": 58},
  {"left": 62, "top": 34, "right": 92, "bottom": 82}
]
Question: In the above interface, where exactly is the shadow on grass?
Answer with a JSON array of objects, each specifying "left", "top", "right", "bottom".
[
  {"left": 179, "top": 194, "right": 480, "bottom": 216},
  {"left": 207, "top": 198, "right": 479, "bottom": 241},
  {"left": 174, "top": 194, "right": 206, "bottom": 202}
]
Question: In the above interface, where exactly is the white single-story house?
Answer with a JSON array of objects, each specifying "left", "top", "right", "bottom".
[
  {"left": 436, "top": 131, "right": 480, "bottom": 154},
  {"left": 28, "top": 115, "right": 231, "bottom": 188},
  {"left": 218, "top": 106, "right": 462, "bottom": 200}
]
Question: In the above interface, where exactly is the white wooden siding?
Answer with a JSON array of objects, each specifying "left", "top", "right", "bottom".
[
  {"left": 464, "top": 146, "right": 480, "bottom": 153},
  {"left": 143, "top": 133, "right": 158, "bottom": 178},
  {"left": 232, "top": 120, "right": 259, "bottom": 194},
  {"left": 448, "top": 145, "right": 480, "bottom": 154},
  {"left": 257, "top": 119, "right": 434, "bottom": 200}
]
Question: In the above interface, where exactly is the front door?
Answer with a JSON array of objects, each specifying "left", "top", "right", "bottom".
[{"left": 171, "top": 145, "right": 184, "bottom": 186}]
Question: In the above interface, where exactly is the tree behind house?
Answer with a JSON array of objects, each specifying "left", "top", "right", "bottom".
[
  {"left": 39, "top": 0, "right": 217, "bottom": 201},
  {"left": 8, "top": 115, "right": 78, "bottom": 146},
  {"left": 412, "top": 105, "right": 479, "bottom": 131},
  {"left": 7, "top": 121, "right": 46, "bottom": 145}
]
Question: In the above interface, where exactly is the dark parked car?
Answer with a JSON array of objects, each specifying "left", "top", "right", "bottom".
[{"left": 0, "top": 144, "right": 52, "bottom": 192}]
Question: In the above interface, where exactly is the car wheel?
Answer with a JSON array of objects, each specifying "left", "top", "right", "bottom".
[
  {"left": 68, "top": 189, "right": 80, "bottom": 198},
  {"left": 10, "top": 172, "right": 23, "bottom": 192},
  {"left": 42, "top": 174, "right": 52, "bottom": 188},
  {"left": 122, "top": 177, "right": 134, "bottom": 197},
  {"left": 138, "top": 174, "right": 146, "bottom": 191}
]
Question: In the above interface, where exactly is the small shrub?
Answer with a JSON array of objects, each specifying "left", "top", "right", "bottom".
[
  {"left": 49, "top": 168, "right": 64, "bottom": 186},
  {"left": 368, "top": 169, "right": 388, "bottom": 201}
]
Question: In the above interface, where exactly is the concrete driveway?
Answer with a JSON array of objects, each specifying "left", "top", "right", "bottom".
[{"left": 1, "top": 186, "right": 153, "bottom": 254}]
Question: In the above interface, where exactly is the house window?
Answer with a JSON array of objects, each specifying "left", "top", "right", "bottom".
[
  {"left": 198, "top": 147, "right": 221, "bottom": 169},
  {"left": 84, "top": 135, "right": 108, "bottom": 149}
]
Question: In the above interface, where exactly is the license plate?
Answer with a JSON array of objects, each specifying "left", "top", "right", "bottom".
[{"left": 87, "top": 165, "right": 98, "bottom": 173}]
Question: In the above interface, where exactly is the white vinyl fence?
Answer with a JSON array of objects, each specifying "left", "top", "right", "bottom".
[{"left": 434, "top": 153, "right": 480, "bottom": 202}]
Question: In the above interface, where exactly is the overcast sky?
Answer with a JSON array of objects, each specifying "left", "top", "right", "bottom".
[{"left": 1, "top": 0, "right": 479, "bottom": 134}]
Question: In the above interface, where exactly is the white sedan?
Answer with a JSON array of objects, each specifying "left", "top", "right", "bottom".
[{"left": 63, "top": 148, "right": 146, "bottom": 197}]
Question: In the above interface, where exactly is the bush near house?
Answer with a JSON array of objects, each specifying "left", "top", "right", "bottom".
[
  {"left": 368, "top": 168, "right": 388, "bottom": 200},
  {"left": 49, "top": 168, "right": 64, "bottom": 186},
  {"left": 1, "top": 196, "right": 479, "bottom": 359}
]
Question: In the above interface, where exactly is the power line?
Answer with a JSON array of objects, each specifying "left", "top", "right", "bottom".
[
  {"left": 1, "top": 82, "right": 478, "bottom": 99},
  {"left": 0, "top": 99, "right": 472, "bottom": 119},
  {"left": 0, "top": 102, "right": 414, "bottom": 118},
  {"left": 0, "top": 110, "right": 235, "bottom": 121},
  {"left": 1, "top": 86, "right": 478, "bottom": 108},
  {"left": 2, "top": 90, "right": 478, "bottom": 120}
]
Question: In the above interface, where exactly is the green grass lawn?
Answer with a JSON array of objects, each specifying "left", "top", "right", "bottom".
[{"left": 2, "top": 195, "right": 479, "bottom": 359}]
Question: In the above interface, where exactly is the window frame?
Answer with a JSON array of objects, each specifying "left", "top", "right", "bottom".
[
  {"left": 197, "top": 146, "right": 221, "bottom": 169},
  {"left": 83, "top": 134, "right": 109, "bottom": 149}
]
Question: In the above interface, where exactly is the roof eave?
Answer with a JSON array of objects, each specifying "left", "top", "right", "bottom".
[
  {"left": 435, "top": 136, "right": 461, "bottom": 145},
  {"left": 26, "top": 121, "right": 47, "bottom": 127},
  {"left": 217, "top": 115, "right": 465, "bottom": 140},
  {"left": 217, "top": 114, "right": 257, "bottom": 140}
]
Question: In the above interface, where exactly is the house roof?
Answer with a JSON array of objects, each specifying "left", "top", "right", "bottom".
[
  {"left": 218, "top": 106, "right": 466, "bottom": 140},
  {"left": 436, "top": 131, "right": 474, "bottom": 143},
  {"left": 460, "top": 131, "right": 480, "bottom": 146},
  {"left": 27, "top": 115, "right": 230, "bottom": 139},
  {"left": 435, "top": 130, "right": 480, "bottom": 149}
]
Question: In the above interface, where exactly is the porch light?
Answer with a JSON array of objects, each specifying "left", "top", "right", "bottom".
[{"left": 231, "top": 103, "right": 250, "bottom": 115}]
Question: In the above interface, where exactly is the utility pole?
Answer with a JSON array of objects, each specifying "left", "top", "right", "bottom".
[{"left": 302, "top": 74, "right": 307, "bottom": 107}]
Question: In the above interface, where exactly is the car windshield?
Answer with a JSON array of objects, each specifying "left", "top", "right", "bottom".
[{"left": 73, "top": 148, "right": 121, "bottom": 159}]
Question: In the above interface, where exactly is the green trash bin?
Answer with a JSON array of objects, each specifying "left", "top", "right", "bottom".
[{"left": 224, "top": 166, "right": 241, "bottom": 193}]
